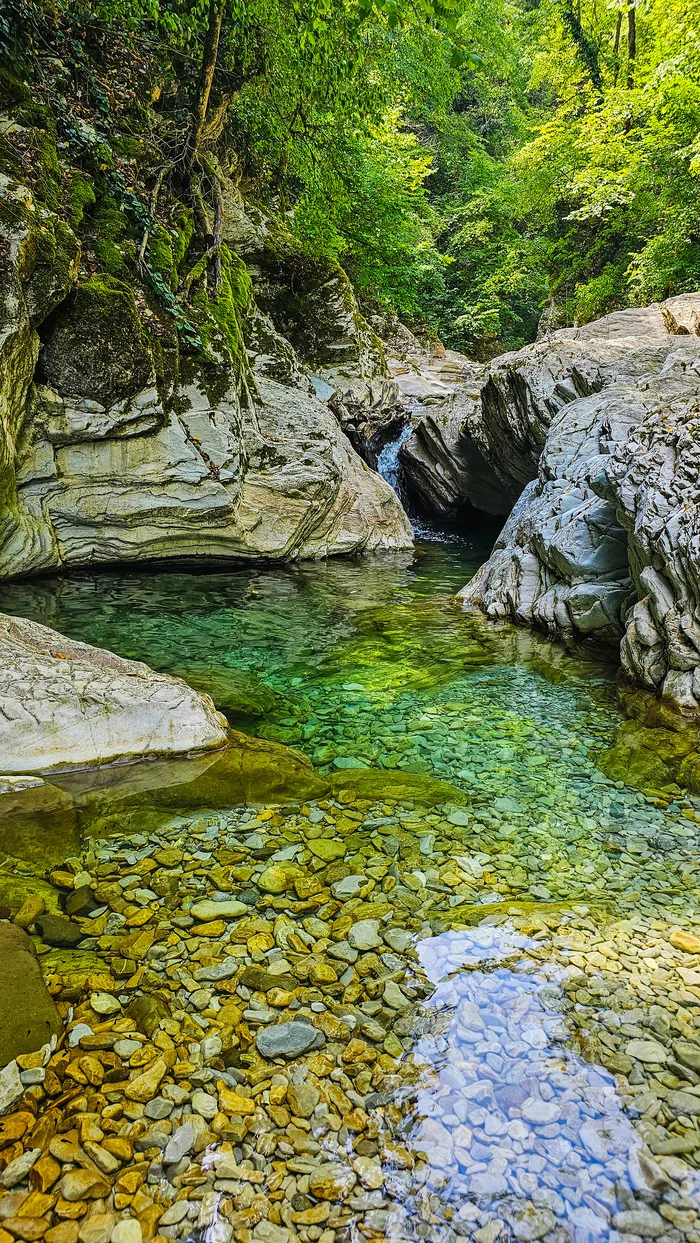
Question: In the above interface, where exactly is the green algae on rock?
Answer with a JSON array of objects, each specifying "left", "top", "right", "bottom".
[
  {"left": 0, "top": 922, "right": 62, "bottom": 1065},
  {"left": 170, "top": 665, "right": 284, "bottom": 722},
  {"left": 328, "top": 766, "right": 467, "bottom": 807}
]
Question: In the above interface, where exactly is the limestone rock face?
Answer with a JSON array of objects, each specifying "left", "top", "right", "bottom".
[
  {"left": 459, "top": 295, "right": 700, "bottom": 714},
  {"left": 0, "top": 612, "right": 229, "bottom": 773},
  {"left": 399, "top": 376, "right": 517, "bottom": 519},
  {"left": 401, "top": 304, "right": 686, "bottom": 520},
  {"left": 252, "top": 255, "right": 387, "bottom": 401},
  {"left": 0, "top": 184, "right": 411, "bottom": 581}
]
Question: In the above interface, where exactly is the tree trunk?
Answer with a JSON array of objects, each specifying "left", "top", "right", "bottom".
[
  {"left": 627, "top": 1, "right": 636, "bottom": 88},
  {"left": 612, "top": 11, "right": 622, "bottom": 84},
  {"left": 187, "top": 0, "right": 226, "bottom": 171}
]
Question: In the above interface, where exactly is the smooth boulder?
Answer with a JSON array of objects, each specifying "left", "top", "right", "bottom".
[
  {"left": 0, "top": 613, "right": 229, "bottom": 774},
  {"left": 0, "top": 923, "right": 62, "bottom": 1065}
]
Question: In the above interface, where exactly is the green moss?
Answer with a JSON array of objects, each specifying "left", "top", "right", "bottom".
[
  {"left": 191, "top": 244, "right": 253, "bottom": 380},
  {"left": 40, "top": 274, "right": 153, "bottom": 402},
  {"left": 147, "top": 224, "right": 176, "bottom": 288},
  {"left": 86, "top": 194, "right": 132, "bottom": 277},
  {"left": 65, "top": 172, "right": 96, "bottom": 227},
  {"left": 598, "top": 719, "right": 698, "bottom": 790},
  {"left": 328, "top": 768, "right": 468, "bottom": 807},
  {"left": 172, "top": 206, "right": 194, "bottom": 273},
  {"left": 0, "top": 135, "right": 25, "bottom": 185},
  {"left": 0, "top": 66, "right": 32, "bottom": 111},
  {"left": 28, "top": 129, "right": 61, "bottom": 211}
]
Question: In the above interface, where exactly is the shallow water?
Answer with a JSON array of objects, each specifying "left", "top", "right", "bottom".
[{"left": 4, "top": 533, "right": 700, "bottom": 1242}]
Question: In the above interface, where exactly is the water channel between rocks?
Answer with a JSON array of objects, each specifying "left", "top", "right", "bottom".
[{"left": 3, "top": 531, "right": 700, "bottom": 1243}]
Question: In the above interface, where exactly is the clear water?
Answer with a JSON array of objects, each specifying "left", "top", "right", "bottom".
[{"left": 4, "top": 533, "right": 700, "bottom": 1239}]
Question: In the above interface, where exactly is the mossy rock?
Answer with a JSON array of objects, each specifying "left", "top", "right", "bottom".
[
  {"left": 329, "top": 767, "right": 467, "bottom": 807},
  {"left": 171, "top": 666, "right": 284, "bottom": 721},
  {"left": 162, "top": 732, "right": 329, "bottom": 807},
  {"left": 0, "top": 923, "right": 63, "bottom": 1065},
  {"left": 598, "top": 719, "right": 698, "bottom": 790},
  {"left": 127, "top": 993, "right": 170, "bottom": 1038},
  {"left": 39, "top": 275, "right": 153, "bottom": 402},
  {"left": 68, "top": 733, "right": 329, "bottom": 832},
  {"left": 0, "top": 781, "right": 79, "bottom": 868}
]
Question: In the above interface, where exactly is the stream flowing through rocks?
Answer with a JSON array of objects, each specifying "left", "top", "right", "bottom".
[{"left": 3, "top": 534, "right": 700, "bottom": 1243}]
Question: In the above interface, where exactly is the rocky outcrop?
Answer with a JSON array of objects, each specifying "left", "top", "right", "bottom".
[
  {"left": 400, "top": 303, "right": 692, "bottom": 520},
  {"left": 0, "top": 183, "right": 412, "bottom": 581},
  {"left": 250, "top": 254, "right": 387, "bottom": 402},
  {"left": 458, "top": 295, "right": 700, "bottom": 715},
  {"left": 0, "top": 612, "right": 229, "bottom": 772},
  {"left": 398, "top": 375, "right": 517, "bottom": 519}
]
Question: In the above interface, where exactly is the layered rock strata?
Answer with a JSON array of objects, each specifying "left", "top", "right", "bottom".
[
  {"left": 0, "top": 177, "right": 412, "bottom": 583},
  {"left": 0, "top": 612, "right": 228, "bottom": 772},
  {"left": 458, "top": 296, "right": 700, "bottom": 713}
]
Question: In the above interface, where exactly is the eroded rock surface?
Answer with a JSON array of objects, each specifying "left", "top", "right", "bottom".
[
  {"left": 0, "top": 182, "right": 411, "bottom": 582},
  {"left": 459, "top": 296, "right": 700, "bottom": 715},
  {"left": 0, "top": 613, "right": 229, "bottom": 772}
]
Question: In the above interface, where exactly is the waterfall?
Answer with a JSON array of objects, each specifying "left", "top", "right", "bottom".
[{"left": 376, "top": 423, "right": 413, "bottom": 493}]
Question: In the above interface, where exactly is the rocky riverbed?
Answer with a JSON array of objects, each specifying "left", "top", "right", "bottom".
[
  {"left": 3, "top": 784, "right": 700, "bottom": 1243},
  {"left": 3, "top": 540, "right": 700, "bottom": 1243}
]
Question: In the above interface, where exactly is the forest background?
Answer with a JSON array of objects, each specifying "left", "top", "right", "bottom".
[{"left": 2, "top": 0, "right": 698, "bottom": 359}]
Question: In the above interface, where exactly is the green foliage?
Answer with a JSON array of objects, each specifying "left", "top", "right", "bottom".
[{"left": 2, "top": 0, "right": 699, "bottom": 361}]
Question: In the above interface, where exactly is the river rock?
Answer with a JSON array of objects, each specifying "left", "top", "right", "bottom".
[
  {"left": 670, "top": 928, "right": 700, "bottom": 953},
  {"left": 256, "top": 1021, "right": 324, "bottom": 1060},
  {"left": 190, "top": 899, "right": 248, "bottom": 921},
  {"left": 0, "top": 613, "right": 229, "bottom": 774},
  {"left": 163, "top": 1124, "right": 194, "bottom": 1164},
  {"left": 34, "top": 913, "right": 83, "bottom": 948},
  {"left": 126, "top": 994, "right": 170, "bottom": 1037},
  {"left": 125, "top": 1057, "right": 167, "bottom": 1102},
  {"left": 0, "top": 923, "right": 62, "bottom": 1065},
  {"left": 13, "top": 896, "right": 46, "bottom": 929},
  {"left": 348, "top": 919, "right": 382, "bottom": 951},
  {"left": 612, "top": 1209, "right": 666, "bottom": 1237},
  {"left": 625, "top": 1039, "right": 668, "bottom": 1064},
  {"left": 308, "top": 1162, "right": 357, "bottom": 1201}
]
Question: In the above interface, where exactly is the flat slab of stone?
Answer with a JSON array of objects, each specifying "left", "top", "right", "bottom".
[{"left": 256, "top": 1021, "right": 324, "bottom": 1060}]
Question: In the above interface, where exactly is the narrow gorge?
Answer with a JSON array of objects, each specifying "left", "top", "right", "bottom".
[{"left": 2, "top": 4, "right": 700, "bottom": 1243}]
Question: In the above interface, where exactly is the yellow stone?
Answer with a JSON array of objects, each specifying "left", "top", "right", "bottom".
[
  {"left": 60, "top": 1170, "right": 110, "bottom": 1202},
  {"left": 309, "top": 963, "right": 338, "bottom": 986},
  {"left": 125, "top": 909, "right": 154, "bottom": 928},
  {"left": 267, "top": 988, "right": 295, "bottom": 1007},
  {"left": 292, "top": 1204, "right": 331, "bottom": 1225},
  {"left": 670, "top": 928, "right": 700, "bottom": 954},
  {"left": 14, "top": 896, "right": 46, "bottom": 930},
  {"left": 125, "top": 1057, "right": 167, "bottom": 1102},
  {"left": 216, "top": 1003, "right": 243, "bottom": 1027},
  {"left": 29, "top": 1156, "right": 61, "bottom": 1194},
  {"left": 45, "top": 1225, "right": 79, "bottom": 1243},
  {"left": 306, "top": 1052, "right": 335, "bottom": 1077},
  {"left": 16, "top": 1193, "right": 54, "bottom": 1219},
  {"left": 217, "top": 1084, "right": 255, "bottom": 1116},
  {"left": 192, "top": 921, "right": 227, "bottom": 938}
]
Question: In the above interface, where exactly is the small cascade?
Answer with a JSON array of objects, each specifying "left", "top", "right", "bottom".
[{"left": 375, "top": 422, "right": 414, "bottom": 494}]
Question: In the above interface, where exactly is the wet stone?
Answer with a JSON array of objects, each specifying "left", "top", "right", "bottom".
[{"left": 256, "top": 1021, "right": 324, "bottom": 1060}]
